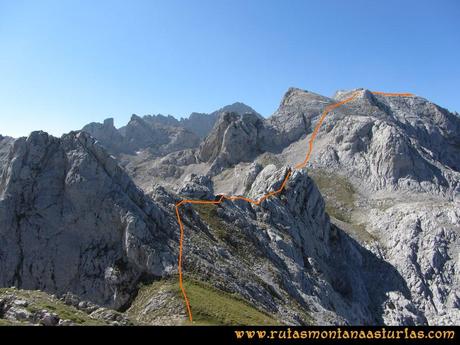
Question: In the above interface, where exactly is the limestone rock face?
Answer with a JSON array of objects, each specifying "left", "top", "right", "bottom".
[
  {"left": 0, "top": 131, "right": 177, "bottom": 309},
  {"left": 0, "top": 135, "right": 15, "bottom": 173},
  {"left": 194, "top": 91, "right": 330, "bottom": 176},
  {"left": 123, "top": 114, "right": 170, "bottom": 151},
  {"left": 121, "top": 114, "right": 201, "bottom": 156},
  {"left": 368, "top": 203, "right": 460, "bottom": 325},
  {"left": 198, "top": 112, "right": 266, "bottom": 174},
  {"left": 198, "top": 88, "right": 460, "bottom": 199},
  {"left": 308, "top": 89, "right": 460, "bottom": 198},
  {"left": 265, "top": 88, "right": 334, "bottom": 149},
  {"left": 178, "top": 87, "right": 459, "bottom": 325}
]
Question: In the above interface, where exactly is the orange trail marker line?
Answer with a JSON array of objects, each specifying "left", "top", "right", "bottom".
[
  {"left": 175, "top": 90, "right": 413, "bottom": 322},
  {"left": 371, "top": 91, "right": 414, "bottom": 97}
]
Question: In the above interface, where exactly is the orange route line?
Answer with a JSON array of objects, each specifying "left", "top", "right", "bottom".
[{"left": 175, "top": 90, "right": 414, "bottom": 322}]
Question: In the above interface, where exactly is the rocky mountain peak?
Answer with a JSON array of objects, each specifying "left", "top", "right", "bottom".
[
  {"left": 216, "top": 102, "right": 261, "bottom": 118},
  {"left": 103, "top": 117, "right": 115, "bottom": 127},
  {"left": 263, "top": 88, "right": 333, "bottom": 149},
  {"left": 280, "top": 87, "right": 331, "bottom": 108},
  {"left": 198, "top": 111, "right": 266, "bottom": 174},
  {"left": 142, "top": 114, "right": 181, "bottom": 128},
  {"left": 179, "top": 102, "right": 261, "bottom": 139},
  {"left": 82, "top": 117, "right": 126, "bottom": 154},
  {"left": 129, "top": 114, "right": 143, "bottom": 122}
]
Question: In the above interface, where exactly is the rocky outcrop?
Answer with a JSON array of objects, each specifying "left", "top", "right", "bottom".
[
  {"left": 178, "top": 174, "right": 214, "bottom": 199},
  {"left": 122, "top": 114, "right": 170, "bottom": 152},
  {"left": 193, "top": 90, "right": 331, "bottom": 176},
  {"left": 198, "top": 112, "right": 267, "bottom": 174},
  {"left": 0, "top": 287, "right": 133, "bottom": 325},
  {"left": 180, "top": 102, "right": 260, "bottom": 139},
  {"left": 120, "top": 114, "right": 200, "bottom": 155},
  {"left": 0, "top": 135, "right": 15, "bottom": 174},
  {"left": 0, "top": 131, "right": 177, "bottom": 309},
  {"left": 82, "top": 114, "right": 200, "bottom": 157},
  {"left": 82, "top": 118, "right": 126, "bottom": 154},
  {"left": 265, "top": 88, "right": 334, "bottom": 149}
]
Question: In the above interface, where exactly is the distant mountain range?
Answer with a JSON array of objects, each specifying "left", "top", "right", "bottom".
[{"left": 81, "top": 102, "right": 259, "bottom": 156}]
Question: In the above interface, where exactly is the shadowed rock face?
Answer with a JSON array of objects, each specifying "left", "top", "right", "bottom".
[
  {"left": 0, "top": 131, "right": 177, "bottom": 309},
  {"left": 368, "top": 202, "right": 460, "bottom": 325}
]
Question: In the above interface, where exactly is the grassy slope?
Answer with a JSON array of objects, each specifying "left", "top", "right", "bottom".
[
  {"left": 128, "top": 277, "right": 281, "bottom": 325},
  {"left": 309, "top": 169, "right": 355, "bottom": 223},
  {"left": 192, "top": 203, "right": 264, "bottom": 264},
  {"left": 183, "top": 278, "right": 281, "bottom": 325},
  {"left": 0, "top": 319, "right": 28, "bottom": 326}
]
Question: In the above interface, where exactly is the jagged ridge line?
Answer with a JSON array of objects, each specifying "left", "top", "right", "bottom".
[{"left": 175, "top": 90, "right": 414, "bottom": 322}]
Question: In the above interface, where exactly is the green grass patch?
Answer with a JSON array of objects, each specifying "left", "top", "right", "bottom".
[
  {"left": 309, "top": 169, "right": 356, "bottom": 223},
  {"left": 191, "top": 204, "right": 263, "bottom": 263},
  {"left": 192, "top": 204, "right": 228, "bottom": 241},
  {"left": 128, "top": 277, "right": 280, "bottom": 326},
  {"left": 309, "top": 169, "right": 379, "bottom": 243},
  {"left": 184, "top": 278, "right": 280, "bottom": 325},
  {"left": 0, "top": 318, "right": 28, "bottom": 326}
]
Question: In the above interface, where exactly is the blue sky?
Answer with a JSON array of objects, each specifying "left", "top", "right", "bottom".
[{"left": 0, "top": 0, "right": 459, "bottom": 137}]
